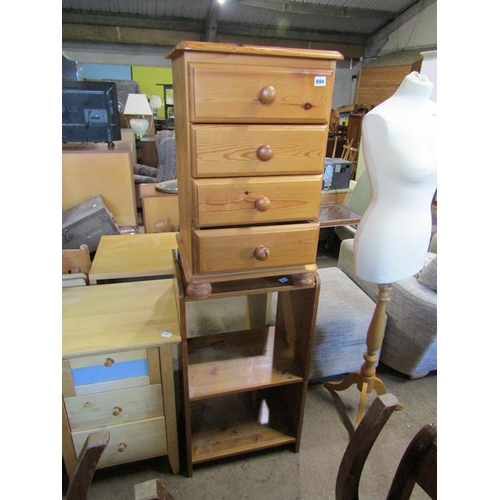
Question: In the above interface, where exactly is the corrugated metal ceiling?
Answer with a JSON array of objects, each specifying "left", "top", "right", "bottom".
[{"left": 62, "top": 0, "right": 434, "bottom": 59}]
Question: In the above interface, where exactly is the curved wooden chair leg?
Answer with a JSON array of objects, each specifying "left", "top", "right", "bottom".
[
  {"left": 336, "top": 394, "right": 436, "bottom": 500},
  {"left": 387, "top": 423, "right": 437, "bottom": 500},
  {"left": 66, "top": 430, "right": 110, "bottom": 500},
  {"left": 336, "top": 394, "right": 399, "bottom": 500}
]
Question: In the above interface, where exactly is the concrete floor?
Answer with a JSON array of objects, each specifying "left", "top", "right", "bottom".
[
  {"left": 64, "top": 232, "right": 437, "bottom": 499},
  {"left": 64, "top": 363, "right": 436, "bottom": 500}
]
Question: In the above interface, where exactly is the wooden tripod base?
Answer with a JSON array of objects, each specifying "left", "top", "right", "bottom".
[
  {"left": 324, "top": 283, "right": 403, "bottom": 426},
  {"left": 324, "top": 373, "right": 390, "bottom": 427}
]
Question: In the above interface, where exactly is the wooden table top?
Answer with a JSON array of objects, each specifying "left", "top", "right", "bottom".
[
  {"left": 318, "top": 202, "right": 362, "bottom": 228},
  {"left": 62, "top": 279, "right": 181, "bottom": 359},
  {"left": 89, "top": 232, "right": 178, "bottom": 284}
]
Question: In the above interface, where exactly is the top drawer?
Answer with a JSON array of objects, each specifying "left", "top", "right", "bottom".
[
  {"left": 64, "top": 349, "right": 156, "bottom": 396},
  {"left": 188, "top": 62, "right": 335, "bottom": 123}
]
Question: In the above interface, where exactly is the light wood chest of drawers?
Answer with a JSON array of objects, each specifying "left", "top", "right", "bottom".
[
  {"left": 62, "top": 348, "right": 170, "bottom": 470},
  {"left": 168, "top": 42, "right": 343, "bottom": 296},
  {"left": 62, "top": 280, "right": 181, "bottom": 477}
]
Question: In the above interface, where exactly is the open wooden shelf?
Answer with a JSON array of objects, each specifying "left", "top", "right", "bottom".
[
  {"left": 190, "top": 391, "right": 296, "bottom": 464},
  {"left": 187, "top": 326, "right": 303, "bottom": 400}
]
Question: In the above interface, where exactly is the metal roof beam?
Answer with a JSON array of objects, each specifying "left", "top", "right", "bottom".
[
  {"left": 62, "top": 10, "right": 203, "bottom": 32},
  {"left": 217, "top": 21, "right": 367, "bottom": 45},
  {"left": 204, "top": 0, "right": 220, "bottom": 42},
  {"left": 62, "top": 10, "right": 368, "bottom": 48},
  {"left": 237, "top": 0, "right": 396, "bottom": 19},
  {"left": 364, "top": 0, "right": 436, "bottom": 58}
]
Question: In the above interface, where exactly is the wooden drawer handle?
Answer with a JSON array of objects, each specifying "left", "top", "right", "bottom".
[
  {"left": 104, "top": 358, "right": 115, "bottom": 367},
  {"left": 118, "top": 442, "right": 127, "bottom": 452},
  {"left": 112, "top": 406, "right": 122, "bottom": 416},
  {"left": 258, "top": 85, "right": 276, "bottom": 104},
  {"left": 254, "top": 245, "right": 270, "bottom": 261},
  {"left": 254, "top": 196, "right": 271, "bottom": 212},
  {"left": 256, "top": 145, "right": 273, "bottom": 161}
]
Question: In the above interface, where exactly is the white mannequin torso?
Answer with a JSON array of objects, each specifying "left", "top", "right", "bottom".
[{"left": 354, "top": 71, "right": 437, "bottom": 284}]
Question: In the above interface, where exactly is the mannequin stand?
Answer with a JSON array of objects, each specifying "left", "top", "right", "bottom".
[{"left": 324, "top": 283, "right": 402, "bottom": 426}]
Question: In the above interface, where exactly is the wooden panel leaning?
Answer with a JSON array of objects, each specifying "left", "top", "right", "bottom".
[{"left": 62, "top": 142, "right": 137, "bottom": 227}]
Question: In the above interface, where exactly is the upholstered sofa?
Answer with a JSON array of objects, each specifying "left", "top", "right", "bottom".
[
  {"left": 337, "top": 234, "right": 437, "bottom": 379},
  {"left": 132, "top": 130, "right": 177, "bottom": 185},
  {"left": 125, "top": 130, "right": 177, "bottom": 209},
  {"left": 310, "top": 265, "right": 377, "bottom": 380}
]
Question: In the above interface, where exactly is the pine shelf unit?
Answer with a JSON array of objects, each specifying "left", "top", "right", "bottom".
[{"left": 173, "top": 251, "right": 320, "bottom": 476}]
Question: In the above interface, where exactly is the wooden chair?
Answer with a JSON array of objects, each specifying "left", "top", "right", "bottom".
[
  {"left": 331, "top": 135, "right": 339, "bottom": 158},
  {"left": 346, "top": 146, "right": 358, "bottom": 163},
  {"left": 65, "top": 431, "right": 175, "bottom": 500},
  {"left": 62, "top": 244, "right": 91, "bottom": 286},
  {"left": 340, "top": 138, "right": 354, "bottom": 160},
  {"left": 339, "top": 138, "right": 359, "bottom": 179},
  {"left": 66, "top": 431, "right": 110, "bottom": 500},
  {"left": 387, "top": 423, "right": 437, "bottom": 500},
  {"left": 336, "top": 393, "right": 437, "bottom": 500}
]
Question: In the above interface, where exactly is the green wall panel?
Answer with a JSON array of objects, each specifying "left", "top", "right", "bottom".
[{"left": 132, "top": 66, "right": 173, "bottom": 120}]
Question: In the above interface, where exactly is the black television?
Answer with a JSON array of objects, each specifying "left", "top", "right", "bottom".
[{"left": 62, "top": 80, "right": 121, "bottom": 148}]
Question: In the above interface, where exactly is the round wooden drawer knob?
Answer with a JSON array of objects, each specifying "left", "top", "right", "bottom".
[
  {"left": 104, "top": 358, "right": 115, "bottom": 367},
  {"left": 254, "top": 245, "right": 270, "bottom": 261},
  {"left": 256, "top": 145, "right": 273, "bottom": 161},
  {"left": 258, "top": 85, "right": 276, "bottom": 104},
  {"left": 118, "top": 442, "right": 127, "bottom": 452},
  {"left": 254, "top": 196, "right": 271, "bottom": 212},
  {"left": 112, "top": 406, "right": 122, "bottom": 416}
]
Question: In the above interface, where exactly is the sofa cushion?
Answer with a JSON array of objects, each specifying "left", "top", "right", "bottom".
[
  {"left": 417, "top": 256, "right": 437, "bottom": 292},
  {"left": 310, "top": 267, "right": 376, "bottom": 380},
  {"left": 133, "top": 163, "right": 158, "bottom": 177},
  {"left": 156, "top": 132, "right": 177, "bottom": 182}
]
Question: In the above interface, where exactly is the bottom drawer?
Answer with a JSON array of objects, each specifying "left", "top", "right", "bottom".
[
  {"left": 193, "top": 223, "right": 319, "bottom": 274},
  {"left": 71, "top": 417, "right": 167, "bottom": 468}
]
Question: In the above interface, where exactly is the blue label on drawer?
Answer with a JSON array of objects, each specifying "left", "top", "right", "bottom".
[{"left": 71, "top": 359, "right": 149, "bottom": 386}]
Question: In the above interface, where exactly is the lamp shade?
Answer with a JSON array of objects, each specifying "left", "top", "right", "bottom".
[
  {"left": 124, "top": 94, "right": 153, "bottom": 116},
  {"left": 149, "top": 95, "right": 162, "bottom": 110}
]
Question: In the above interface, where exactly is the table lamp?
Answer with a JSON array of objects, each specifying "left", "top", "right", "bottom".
[
  {"left": 148, "top": 95, "right": 162, "bottom": 119},
  {"left": 324, "top": 72, "right": 437, "bottom": 426},
  {"left": 124, "top": 94, "right": 152, "bottom": 137}
]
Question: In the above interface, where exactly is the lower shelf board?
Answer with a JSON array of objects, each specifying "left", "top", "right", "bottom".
[
  {"left": 191, "top": 418, "right": 296, "bottom": 464},
  {"left": 189, "top": 390, "right": 297, "bottom": 464}
]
